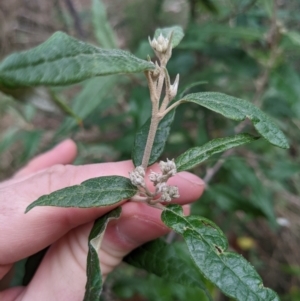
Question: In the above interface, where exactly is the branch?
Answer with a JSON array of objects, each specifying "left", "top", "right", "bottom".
[{"left": 64, "top": 0, "right": 86, "bottom": 39}]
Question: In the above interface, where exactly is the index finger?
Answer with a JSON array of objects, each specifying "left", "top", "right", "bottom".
[{"left": 0, "top": 161, "right": 204, "bottom": 266}]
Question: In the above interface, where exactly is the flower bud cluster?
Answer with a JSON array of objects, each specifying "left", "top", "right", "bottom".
[
  {"left": 160, "top": 184, "right": 180, "bottom": 202},
  {"left": 148, "top": 34, "right": 169, "bottom": 53},
  {"left": 148, "top": 33, "right": 172, "bottom": 63},
  {"left": 149, "top": 159, "right": 179, "bottom": 202},
  {"left": 159, "top": 158, "right": 177, "bottom": 176},
  {"left": 129, "top": 166, "right": 145, "bottom": 187},
  {"left": 129, "top": 160, "right": 179, "bottom": 203}
]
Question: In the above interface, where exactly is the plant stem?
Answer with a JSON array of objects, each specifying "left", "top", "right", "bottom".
[
  {"left": 141, "top": 113, "right": 160, "bottom": 169},
  {"left": 141, "top": 38, "right": 176, "bottom": 169},
  {"left": 156, "top": 67, "right": 165, "bottom": 100},
  {"left": 140, "top": 71, "right": 161, "bottom": 169},
  {"left": 159, "top": 99, "right": 182, "bottom": 118}
]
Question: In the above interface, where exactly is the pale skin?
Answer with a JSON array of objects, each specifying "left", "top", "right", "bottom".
[{"left": 0, "top": 139, "right": 204, "bottom": 301}]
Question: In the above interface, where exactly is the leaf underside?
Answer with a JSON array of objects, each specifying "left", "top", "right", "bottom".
[
  {"left": 132, "top": 109, "right": 176, "bottom": 167},
  {"left": 25, "top": 176, "right": 137, "bottom": 212},
  {"left": 124, "top": 238, "right": 213, "bottom": 300},
  {"left": 84, "top": 207, "right": 121, "bottom": 301},
  {"left": 175, "top": 133, "right": 258, "bottom": 171},
  {"left": 181, "top": 92, "right": 289, "bottom": 149},
  {"left": 154, "top": 26, "right": 184, "bottom": 48},
  {"left": 0, "top": 31, "right": 154, "bottom": 87},
  {"left": 161, "top": 205, "right": 280, "bottom": 301}
]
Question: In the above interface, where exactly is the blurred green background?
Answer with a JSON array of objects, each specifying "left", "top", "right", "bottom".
[{"left": 0, "top": 0, "right": 299, "bottom": 300}]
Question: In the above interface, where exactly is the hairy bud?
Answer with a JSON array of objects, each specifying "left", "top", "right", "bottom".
[
  {"left": 129, "top": 166, "right": 146, "bottom": 187},
  {"left": 160, "top": 185, "right": 180, "bottom": 202},
  {"left": 159, "top": 159, "right": 177, "bottom": 177}
]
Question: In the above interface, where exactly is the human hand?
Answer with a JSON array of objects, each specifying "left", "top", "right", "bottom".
[{"left": 0, "top": 139, "right": 204, "bottom": 301}]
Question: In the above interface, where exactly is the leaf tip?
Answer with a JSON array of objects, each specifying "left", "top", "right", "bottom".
[
  {"left": 24, "top": 205, "right": 33, "bottom": 213},
  {"left": 281, "top": 140, "right": 290, "bottom": 149}
]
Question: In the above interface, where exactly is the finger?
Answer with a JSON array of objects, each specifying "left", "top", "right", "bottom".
[
  {"left": 12, "top": 202, "right": 195, "bottom": 300},
  {"left": 100, "top": 201, "right": 192, "bottom": 267},
  {"left": 13, "top": 139, "right": 77, "bottom": 179},
  {"left": 0, "top": 161, "right": 204, "bottom": 267}
]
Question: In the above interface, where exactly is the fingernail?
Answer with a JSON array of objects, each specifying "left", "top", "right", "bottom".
[{"left": 177, "top": 172, "right": 205, "bottom": 187}]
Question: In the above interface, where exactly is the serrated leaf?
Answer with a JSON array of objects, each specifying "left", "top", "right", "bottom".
[
  {"left": 161, "top": 204, "right": 280, "bottom": 301},
  {"left": 25, "top": 176, "right": 137, "bottom": 212},
  {"left": 84, "top": 207, "right": 121, "bottom": 301},
  {"left": 175, "top": 134, "right": 258, "bottom": 171},
  {"left": 0, "top": 31, "right": 154, "bottom": 88},
  {"left": 132, "top": 109, "right": 175, "bottom": 167},
  {"left": 181, "top": 92, "right": 289, "bottom": 149},
  {"left": 124, "top": 238, "right": 212, "bottom": 300},
  {"left": 154, "top": 26, "right": 184, "bottom": 48}
]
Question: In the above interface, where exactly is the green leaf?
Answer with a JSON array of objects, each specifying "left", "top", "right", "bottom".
[
  {"left": 132, "top": 109, "right": 175, "bottom": 167},
  {"left": 124, "top": 239, "right": 212, "bottom": 300},
  {"left": 57, "top": 76, "right": 118, "bottom": 135},
  {"left": 175, "top": 134, "right": 258, "bottom": 171},
  {"left": 181, "top": 92, "right": 289, "bottom": 149},
  {"left": 84, "top": 207, "right": 121, "bottom": 301},
  {"left": 0, "top": 31, "right": 155, "bottom": 88},
  {"left": 25, "top": 176, "right": 137, "bottom": 212},
  {"left": 161, "top": 204, "right": 280, "bottom": 301},
  {"left": 154, "top": 26, "right": 184, "bottom": 48}
]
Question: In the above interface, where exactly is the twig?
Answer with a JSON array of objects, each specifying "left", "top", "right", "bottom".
[
  {"left": 64, "top": 0, "right": 86, "bottom": 39},
  {"left": 203, "top": 149, "right": 234, "bottom": 184}
]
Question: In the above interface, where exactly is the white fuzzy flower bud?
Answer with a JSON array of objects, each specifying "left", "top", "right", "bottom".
[
  {"left": 136, "top": 166, "right": 145, "bottom": 176},
  {"left": 129, "top": 166, "right": 146, "bottom": 187},
  {"left": 160, "top": 185, "right": 180, "bottom": 202},
  {"left": 170, "top": 74, "right": 180, "bottom": 99},
  {"left": 149, "top": 34, "right": 169, "bottom": 53},
  {"left": 168, "top": 186, "right": 180, "bottom": 199},
  {"left": 149, "top": 171, "right": 163, "bottom": 186},
  {"left": 159, "top": 159, "right": 177, "bottom": 177},
  {"left": 161, "top": 191, "right": 172, "bottom": 202},
  {"left": 156, "top": 182, "right": 167, "bottom": 192}
]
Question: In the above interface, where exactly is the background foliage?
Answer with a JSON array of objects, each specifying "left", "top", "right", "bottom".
[{"left": 0, "top": 0, "right": 299, "bottom": 300}]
